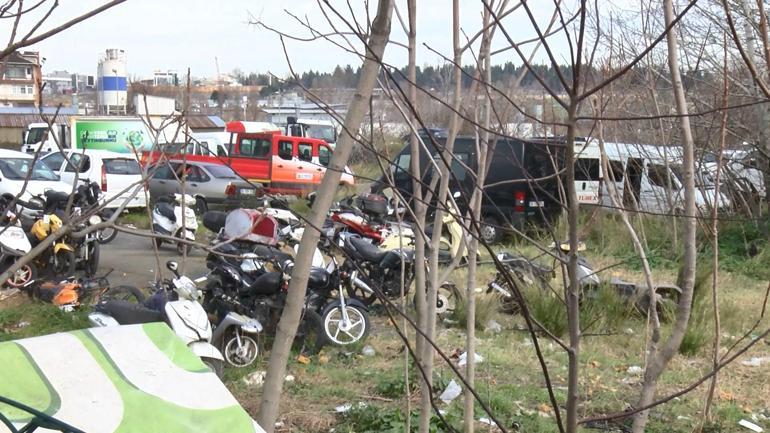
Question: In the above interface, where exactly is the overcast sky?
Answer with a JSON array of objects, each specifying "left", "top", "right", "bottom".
[{"left": 8, "top": 0, "right": 577, "bottom": 79}]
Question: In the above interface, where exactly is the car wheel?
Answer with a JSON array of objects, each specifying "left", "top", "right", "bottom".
[{"left": 481, "top": 215, "right": 504, "bottom": 244}]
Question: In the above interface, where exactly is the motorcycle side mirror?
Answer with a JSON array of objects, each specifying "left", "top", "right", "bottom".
[{"left": 166, "top": 261, "right": 180, "bottom": 277}]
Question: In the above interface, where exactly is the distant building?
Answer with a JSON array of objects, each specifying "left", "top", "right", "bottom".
[
  {"left": 153, "top": 70, "right": 178, "bottom": 86},
  {"left": 261, "top": 103, "right": 347, "bottom": 125},
  {"left": 42, "top": 70, "right": 74, "bottom": 95},
  {"left": 0, "top": 51, "right": 42, "bottom": 107}
]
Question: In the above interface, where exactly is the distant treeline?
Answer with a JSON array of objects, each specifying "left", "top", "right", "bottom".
[{"left": 234, "top": 61, "right": 717, "bottom": 95}]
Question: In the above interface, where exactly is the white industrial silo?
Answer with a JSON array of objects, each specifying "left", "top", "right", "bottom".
[{"left": 97, "top": 49, "right": 127, "bottom": 115}]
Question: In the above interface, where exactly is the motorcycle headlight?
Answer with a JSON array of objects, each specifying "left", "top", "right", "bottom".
[
  {"left": 173, "top": 276, "right": 199, "bottom": 300},
  {"left": 88, "top": 215, "right": 102, "bottom": 225}
]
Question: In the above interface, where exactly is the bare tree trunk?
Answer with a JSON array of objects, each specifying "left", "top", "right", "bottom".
[
  {"left": 256, "top": 2, "right": 393, "bottom": 431},
  {"left": 418, "top": 2, "right": 462, "bottom": 432},
  {"left": 702, "top": 38, "right": 729, "bottom": 422},
  {"left": 463, "top": 11, "right": 493, "bottom": 431},
  {"left": 632, "top": 1, "right": 698, "bottom": 431}
]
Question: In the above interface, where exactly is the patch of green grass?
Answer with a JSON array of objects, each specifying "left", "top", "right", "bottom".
[
  {"left": 525, "top": 288, "right": 568, "bottom": 338},
  {"left": 0, "top": 302, "right": 91, "bottom": 342},
  {"left": 119, "top": 209, "right": 151, "bottom": 229},
  {"left": 449, "top": 293, "right": 499, "bottom": 331}
]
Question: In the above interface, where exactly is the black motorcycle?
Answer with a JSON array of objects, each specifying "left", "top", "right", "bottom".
[{"left": 202, "top": 211, "right": 371, "bottom": 350}]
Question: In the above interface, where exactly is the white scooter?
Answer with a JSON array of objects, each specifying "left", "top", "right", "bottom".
[
  {"left": 0, "top": 208, "right": 36, "bottom": 289},
  {"left": 88, "top": 261, "right": 227, "bottom": 377},
  {"left": 152, "top": 194, "right": 198, "bottom": 255}
]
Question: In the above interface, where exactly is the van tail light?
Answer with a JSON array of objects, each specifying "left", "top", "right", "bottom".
[
  {"left": 100, "top": 165, "right": 107, "bottom": 192},
  {"left": 514, "top": 191, "right": 526, "bottom": 212},
  {"left": 225, "top": 183, "right": 236, "bottom": 196}
]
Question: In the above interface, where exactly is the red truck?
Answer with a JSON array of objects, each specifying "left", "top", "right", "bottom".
[{"left": 143, "top": 121, "right": 355, "bottom": 195}]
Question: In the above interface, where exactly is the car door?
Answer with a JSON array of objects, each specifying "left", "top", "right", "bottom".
[
  {"left": 61, "top": 153, "right": 91, "bottom": 186},
  {"left": 184, "top": 164, "right": 210, "bottom": 196},
  {"left": 641, "top": 162, "right": 678, "bottom": 213},
  {"left": 148, "top": 163, "right": 176, "bottom": 199},
  {"left": 271, "top": 139, "right": 298, "bottom": 189},
  {"left": 296, "top": 142, "right": 315, "bottom": 188}
]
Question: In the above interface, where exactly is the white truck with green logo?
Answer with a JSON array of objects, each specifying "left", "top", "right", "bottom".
[{"left": 21, "top": 117, "right": 154, "bottom": 155}]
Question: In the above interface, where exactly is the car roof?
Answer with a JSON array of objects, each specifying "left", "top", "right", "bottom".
[
  {"left": 166, "top": 159, "right": 230, "bottom": 168},
  {"left": 0, "top": 149, "right": 35, "bottom": 159},
  {"left": 59, "top": 149, "right": 138, "bottom": 159}
]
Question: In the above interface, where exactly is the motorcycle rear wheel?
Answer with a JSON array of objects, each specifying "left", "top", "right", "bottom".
[
  {"left": 5, "top": 263, "right": 37, "bottom": 288},
  {"left": 97, "top": 227, "right": 118, "bottom": 244}
]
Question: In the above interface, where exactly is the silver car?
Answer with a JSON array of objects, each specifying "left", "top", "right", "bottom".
[{"left": 147, "top": 160, "right": 261, "bottom": 213}]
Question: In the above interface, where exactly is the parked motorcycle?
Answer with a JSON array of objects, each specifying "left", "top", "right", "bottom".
[
  {"left": 339, "top": 233, "right": 416, "bottom": 306},
  {"left": 204, "top": 239, "right": 370, "bottom": 350},
  {"left": 88, "top": 261, "right": 227, "bottom": 377},
  {"left": 32, "top": 269, "right": 144, "bottom": 311},
  {"left": 0, "top": 206, "right": 36, "bottom": 289},
  {"left": 152, "top": 194, "right": 198, "bottom": 255}
]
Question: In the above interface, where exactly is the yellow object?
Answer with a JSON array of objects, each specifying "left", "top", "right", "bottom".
[
  {"left": 53, "top": 242, "right": 74, "bottom": 253},
  {"left": 30, "top": 214, "right": 63, "bottom": 241}
]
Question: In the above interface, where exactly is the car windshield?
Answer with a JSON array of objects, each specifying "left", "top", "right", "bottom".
[
  {"left": 0, "top": 158, "right": 60, "bottom": 181},
  {"left": 25, "top": 127, "right": 48, "bottom": 144},
  {"left": 205, "top": 165, "right": 238, "bottom": 178},
  {"left": 305, "top": 125, "right": 336, "bottom": 143}
]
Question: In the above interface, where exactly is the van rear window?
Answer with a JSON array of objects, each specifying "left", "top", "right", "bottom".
[{"left": 104, "top": 159, "right": 141, "bottom": 175}]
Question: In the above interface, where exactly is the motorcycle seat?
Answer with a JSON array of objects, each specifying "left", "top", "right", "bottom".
[
  {"left": 95, "top": 300, "right": 165, "bottom": 325},
  {"left": 247, "top": 271, "right": 283, "bottom": 296},
  {"left": 202, "top": 211, "right": 227, "bottom": 233},
  {"left": 348, "top": 235, "right": 388, "bottom": 263},
  {"left": 155, "top": 202, "right": 176, "bottom": 222}
]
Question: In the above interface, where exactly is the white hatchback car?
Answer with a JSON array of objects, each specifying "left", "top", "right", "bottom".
[
  {"left": 0, "top": 149, "right": 72, "bottom": 201},
  {"left": 41, "top": 149, "right": 148, "bottom": 210}
]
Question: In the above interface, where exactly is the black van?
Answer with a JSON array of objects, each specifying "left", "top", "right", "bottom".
[{"left": 373, "top": 133, "right": 564, "bottom": 243}]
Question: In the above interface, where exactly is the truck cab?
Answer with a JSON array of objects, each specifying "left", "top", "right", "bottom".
[
  {"left": 225, "top": 121, "right": 353, "bottom": 194},
  {"left": 282, "top": 117, "right": 339, "bottom": 148},
  {"left": 22, "top": 123, "right": 65, "bottom": 154}
]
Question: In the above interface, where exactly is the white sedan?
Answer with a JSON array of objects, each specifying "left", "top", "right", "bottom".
[{"left": 0, "top": 149, "right": 72, "bottom": 202}]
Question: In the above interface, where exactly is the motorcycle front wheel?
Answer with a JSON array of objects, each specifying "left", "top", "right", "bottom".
[
  {"left": 223, "top": 332, "right": 259, "bottom": 368},
  {"left": 321, "top": 305, "right": 369, "bottom": 346},
  {"left": 83, "top": 242, "right": 100, "bottom": 277},
  {"left": 52, "top": 250, "right": 76, "bottom": 277}
]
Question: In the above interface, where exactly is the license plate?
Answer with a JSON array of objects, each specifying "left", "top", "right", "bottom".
[
  {"left": 239, "top": 188, "right": 252, "bottom": 195},
  {"left": 528, "top": 201, "right": 545, "bottom": 207},
  {"left": 296, "top": 172, "right": 313, "bottom": 180}
]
